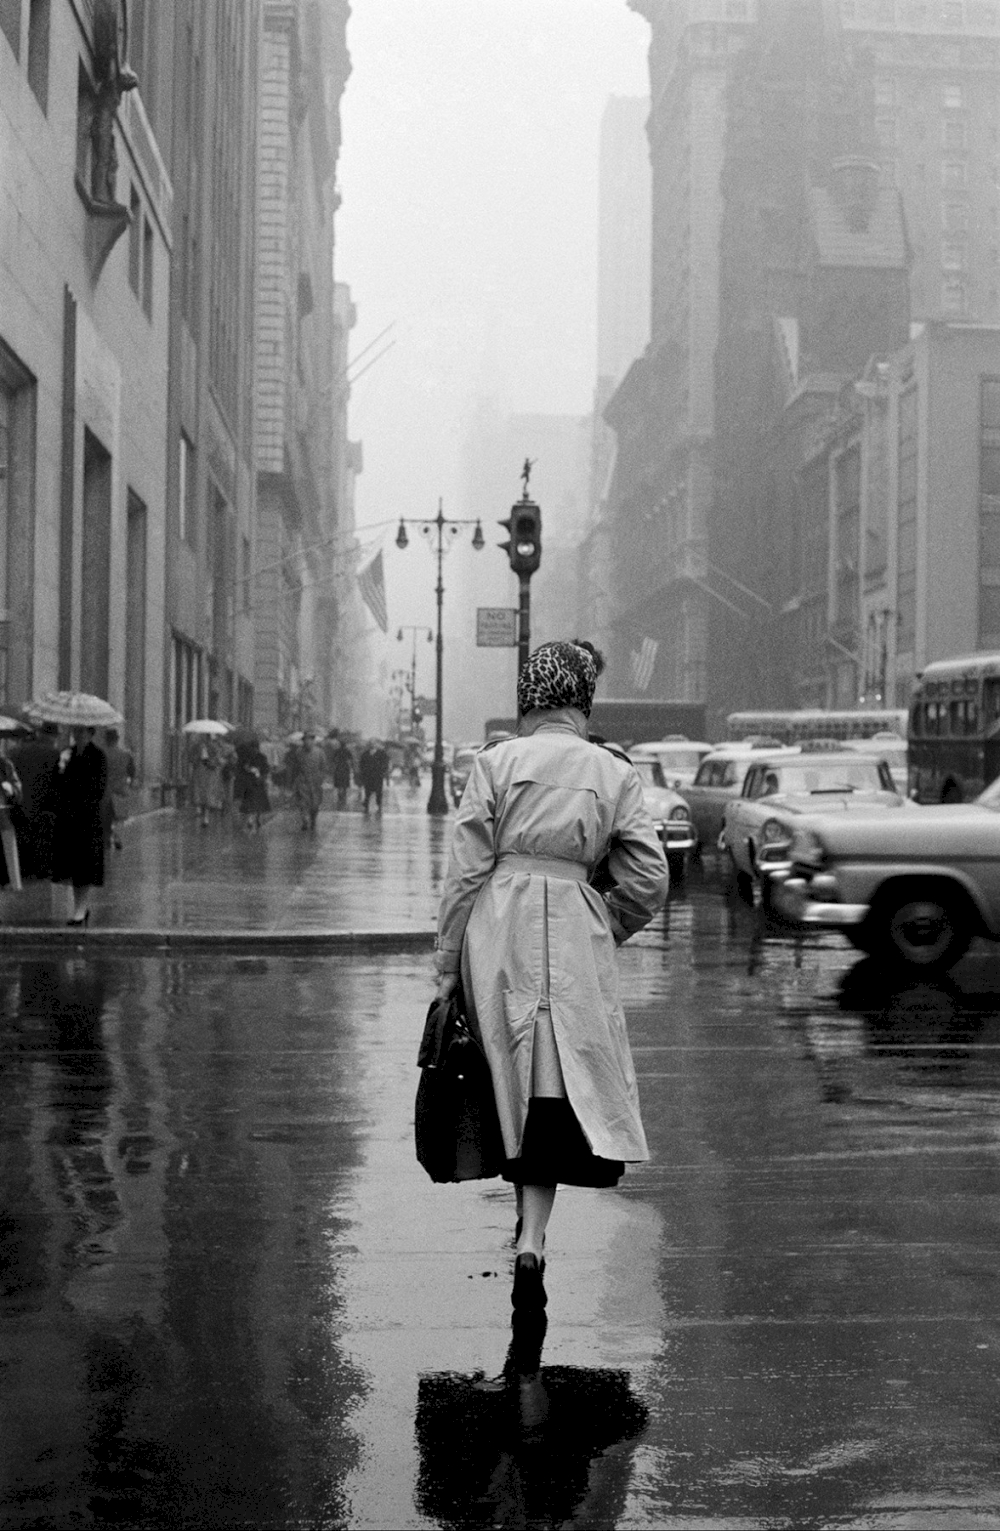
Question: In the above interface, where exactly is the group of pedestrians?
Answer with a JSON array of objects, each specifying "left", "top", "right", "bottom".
[
  {"left": 187, "top": 730, "right": 396, "bottom": 833},
  {"left": 0, "top": 723, "right": 135, "bottom": 925}
]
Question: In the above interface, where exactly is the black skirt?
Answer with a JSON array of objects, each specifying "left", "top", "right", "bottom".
[{"left": 502, "top": 1098, "right": 624, "bottom": 1188}]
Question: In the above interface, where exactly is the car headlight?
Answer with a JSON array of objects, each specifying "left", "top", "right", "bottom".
[
  {"left": 760, "top": 817, "right": 791, "bottom": 845},
  {"left": 669, "top": 805, "right": 689, "bottom": 821},
  {"left": 791, "top": 828, "right": 827, "bottom": 868}
]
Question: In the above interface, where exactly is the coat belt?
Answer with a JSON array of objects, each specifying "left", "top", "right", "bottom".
[{"left": 496, "top": 854, "right": 589, "bottom": 882}]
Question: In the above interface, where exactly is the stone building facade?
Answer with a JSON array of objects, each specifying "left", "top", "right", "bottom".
[
  {"left": 253, "top": 0, "right": 351, "bottom": 738},
  {"left": 0, "top": 0, "right": 172, "bottom": 783},
  {"left": 604, "top": 0, "right": 1000, "bottom": 722}
]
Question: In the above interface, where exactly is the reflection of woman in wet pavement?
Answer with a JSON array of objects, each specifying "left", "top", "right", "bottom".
[
  {"left": 415, "top": 1315, "right": 649, "bottom": 1527},
  {"left": 435, "top": 641, "right": 668, "bottom": 1309}
]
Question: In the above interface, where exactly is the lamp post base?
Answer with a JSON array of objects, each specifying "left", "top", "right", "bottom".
[{"left": 427, "top": 762, "right": 450, "bottom": 816}]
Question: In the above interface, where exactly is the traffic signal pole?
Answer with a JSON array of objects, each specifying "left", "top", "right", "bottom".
[
  {"left": 499, "top": 460, "right": 542, "bottom": 684},
  {"left": 518, "top": 573, "right": 531, "bottom": 676}
]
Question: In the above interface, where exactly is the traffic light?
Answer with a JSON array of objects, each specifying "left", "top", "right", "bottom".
[{"left": 498, "top": 498, "right": 542, "bottom": 576}]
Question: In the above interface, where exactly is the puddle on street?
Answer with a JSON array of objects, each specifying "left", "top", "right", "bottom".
[{"left": 3, "top": 865, "right": 1000, "bottom": 1528}]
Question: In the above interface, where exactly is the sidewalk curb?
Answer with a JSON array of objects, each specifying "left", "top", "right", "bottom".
[{"left": 0, "top": 927, "right": 437, "bottom": 953}]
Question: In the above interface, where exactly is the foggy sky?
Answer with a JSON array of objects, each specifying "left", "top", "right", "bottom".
[{"left": 336, "top": 0, "right": 648, "bottom": 729}]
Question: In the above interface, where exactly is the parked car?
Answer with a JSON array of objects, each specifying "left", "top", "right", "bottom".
[
  {"left": 772, "top": 772, "right": 1000, "bottom": 968},
  {"left": 448, "top": 743, "right": 481, "bottom": 806},
  {"left": 629, "top": 754, "right": 696, "bottom": 880},
  {"left": 629, "top": 738, "right": 714, "bottom": 790},
  {"left": 681, "top": 745, "right": 799, "bottom": 851},
  {"left": 720, "top": 752, "right": 905, "bottom": 900}
]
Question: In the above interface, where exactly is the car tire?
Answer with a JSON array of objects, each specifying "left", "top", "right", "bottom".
[{"left": 874, "top": 887, "right": 972, "bottom": 970}]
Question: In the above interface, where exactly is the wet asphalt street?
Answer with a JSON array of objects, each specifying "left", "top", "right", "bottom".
[{"left": 3, "top": 798, "right": 1000, "bottom": 1527}]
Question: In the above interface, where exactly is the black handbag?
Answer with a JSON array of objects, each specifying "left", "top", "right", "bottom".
[{"left": 415, "top": 984, "right": 505, "bottom": 1183}]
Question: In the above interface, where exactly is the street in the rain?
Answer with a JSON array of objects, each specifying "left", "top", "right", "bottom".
[{"left": 3, "top": 792, "right": 1000, "bottom": 1529}]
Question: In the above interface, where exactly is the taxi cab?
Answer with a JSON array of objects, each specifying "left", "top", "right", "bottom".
[{"left": 681, "top": 744, "right": 799, "bottom": 851}]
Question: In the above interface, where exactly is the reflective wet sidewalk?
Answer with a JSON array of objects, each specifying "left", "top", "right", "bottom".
[
  {"left": 5, "top": 861, "right": 1000, "bottom": 1526},
  {"left": 0, "top": 785, "right": 443, "bottom": 939}
]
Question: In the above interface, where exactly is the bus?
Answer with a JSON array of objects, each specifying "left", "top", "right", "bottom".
[
  {"left": 725, "top": 709, "right": 908, "bottom": 746},
  {"left": 908, "top": 652, "right": 1000, "bottom": 802}
]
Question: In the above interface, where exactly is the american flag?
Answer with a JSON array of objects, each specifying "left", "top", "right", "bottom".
[
  {"left": 630, "top": 636, "right": 658, "bottom": 693},
  {"left": 358, "top": 550, "right": 388, "bottom": 633}
]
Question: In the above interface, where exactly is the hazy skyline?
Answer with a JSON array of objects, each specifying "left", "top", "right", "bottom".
[{"left": 337, "top": 0, "right": 649, "bottom": 711}]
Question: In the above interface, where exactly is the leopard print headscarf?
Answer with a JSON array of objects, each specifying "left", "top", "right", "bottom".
[{"left": 517, "top": 642, "right": 599, "bottom": 718}]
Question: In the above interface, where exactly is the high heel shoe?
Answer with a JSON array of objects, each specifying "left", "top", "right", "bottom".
[
  {"left": 512, "top": 1252, "right": 547, "bottom": 1310},
  {"left": 66, "top": 910, "right": 90, "bottom": 928}
]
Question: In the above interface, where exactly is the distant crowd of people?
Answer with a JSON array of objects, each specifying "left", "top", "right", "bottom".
[
  {"left": 0, "top": 724, "right": 135, "bottom": 925},
  {"left": 186, "top": 731, "right": 402, "bottom": 834}
]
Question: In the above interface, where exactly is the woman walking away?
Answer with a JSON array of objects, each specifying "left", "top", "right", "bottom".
[
  {"left": 50, "top": 726, "right": 108, "bottom": 925},
  {"left": 435, "top": 640, "right": 668, "bottom": 1311},
  {"left": 233, "top": 738, "right": 270, "bottom": 834}
]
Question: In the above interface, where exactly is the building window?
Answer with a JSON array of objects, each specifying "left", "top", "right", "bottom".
[
  {"left": 942, "top": 159, "right": 968, "bottom": 188},
  {"left": 128, "top": 186, "right": 141, "bottom": 295},
  {"left": 142, "top": 216, "right": 153, "bottom": 319},
  {"left": 943, "top": 118, "right": 967, "bottom": 150},
  {"left": 943, "top": 198, "right": 971, "bottom": 231},
  {"left": 981, "top": 379, "right": 1000, "bottom": 644},
  {"left": 0, "top": 340, "right": 37, "bottom": 706},
  {"left": 942, "top": 276, "right": 967, "bottom": 312},
  {"left": 943, "top": 84, "right": 964, "bottom": 109},
  {"left": 178, "top": 432, "right": 195, "bottom": 544},
  {"left": 942, "top": 240, "right": 967, "bottom": 268},
  {"left": 874, "top": 75, "right": 896, "bottom": 106},
  {"left": 897, "top": 387, "right": 918, "bottom": 654},
  {"left": 876, "top": 115, "right": 898, "bottom": 147},
  {"left": 26, "top": 0, "right": 48, "bottom": 110}
]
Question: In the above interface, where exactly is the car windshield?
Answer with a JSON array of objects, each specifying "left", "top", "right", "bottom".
[
  {"left": 763, "top": 761, "right": 885, "bottom": 795},
  {"left": 634, "top": 759, "right": 667, "bottom": 789}
]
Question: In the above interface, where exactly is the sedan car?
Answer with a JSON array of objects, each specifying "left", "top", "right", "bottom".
[
  {"left": 630, "top": 755, "right": 696, "bottom": 880},
  {"left": 772, "top": 772, "right": 1000, "bottom": 969},
  {"left": 448, "top": 744, "right": 480, "bottom": 806},
  {"left": 721, "top": 752, "right": 905, "bottom": 898},
  {"left": 681, "top": 745, "right": 800, "bottom": 851},
  {"left": 629, "top": 739, "right": 713, "bottom": 790}
]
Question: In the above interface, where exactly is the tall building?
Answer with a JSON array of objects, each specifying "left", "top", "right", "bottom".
[
  {"left": 163, "top": 0, "right": 260, "bottom": 775},
  {"left": 606, "top": 0, "right": 1000, "bottom": 718},
  {"left": 0, "top": 0, "right": 173, "bottom": 785},
  {"left": 253, "top": 0, "right": 350, "bottom": 737},
  {"left": 597, "top": 97, "right": 651, "bottom": 389}
]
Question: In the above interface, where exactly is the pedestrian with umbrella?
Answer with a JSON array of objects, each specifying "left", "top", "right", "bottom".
[
  {"left": 31, "top": 693, "right": 121, "bottom": 926},
  {"left": 184, "top": 719, "right": 229, "bottom": 829},
  {"left": 434, "top": 642, "right": 668, "bottom": 1311}
]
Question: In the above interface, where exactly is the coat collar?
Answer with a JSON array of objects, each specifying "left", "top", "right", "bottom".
[{"left": 517, "top": 707, "right": 589, "bottom": 739}]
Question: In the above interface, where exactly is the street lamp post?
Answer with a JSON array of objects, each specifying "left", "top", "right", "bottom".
[
  {"left": 397, "top": 624, "right": 433, "bottom": 731},
  {"left": 396, "top": 499, "right": 485, "bottom": 815}
]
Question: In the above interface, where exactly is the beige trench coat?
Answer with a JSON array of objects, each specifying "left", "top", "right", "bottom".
[{"left": 436, "top": 710, "right": 669, "bottom": 1164}]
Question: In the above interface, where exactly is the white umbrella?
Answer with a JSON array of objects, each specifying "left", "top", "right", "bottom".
[
  {"left": 26, "top": 691, "right": 123, "bottom": 728},
  {"left": 182, "top": 719, "right": 231, "bottom": 736}
]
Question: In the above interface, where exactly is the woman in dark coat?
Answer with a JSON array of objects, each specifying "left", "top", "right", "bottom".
[
  {"left": 50, "top": 726, "right": 108, "bottom": 925},
  {"left": 9, "top": 723, "right": 60, "bottom": 879},
  {"left": 233, "top": 740, "right": 270, "bottom": 833}
]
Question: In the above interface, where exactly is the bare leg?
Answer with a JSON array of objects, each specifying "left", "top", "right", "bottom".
[{"left": 516, "top": 1184, "right": 555, "bottom": 1260}]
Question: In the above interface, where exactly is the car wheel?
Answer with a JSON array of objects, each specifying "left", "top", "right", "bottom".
[
  {"left": 666, "top": 852, "right": 686, "bottom": 885},
  {"left": 878, "top": 890, "right": 972, "bottom": 969}
]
